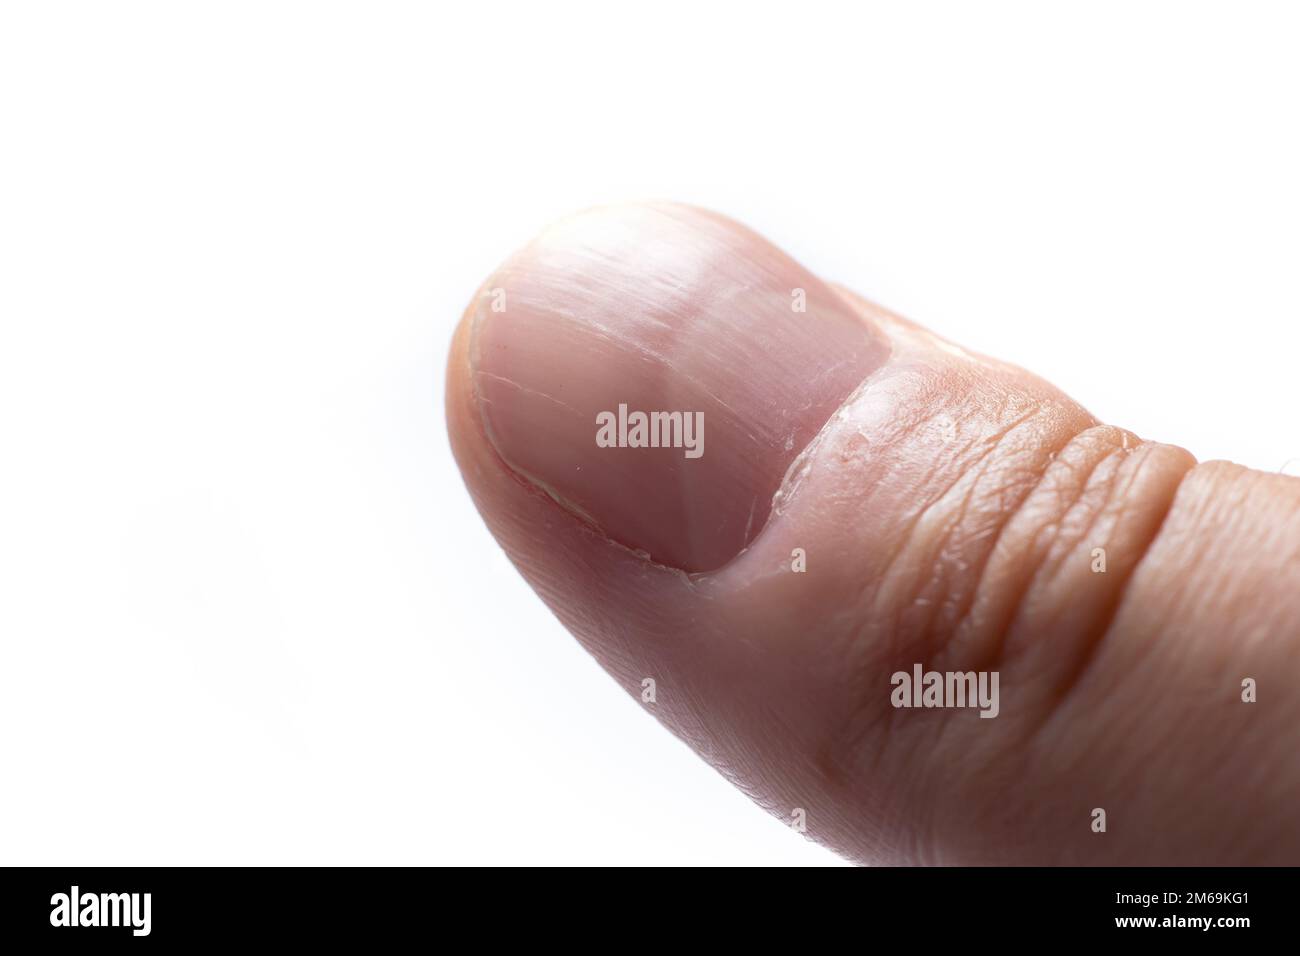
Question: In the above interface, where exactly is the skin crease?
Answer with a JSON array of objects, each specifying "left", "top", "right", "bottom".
[{"left": 446, "top": 203, "right": 1300, "bottom": 865}]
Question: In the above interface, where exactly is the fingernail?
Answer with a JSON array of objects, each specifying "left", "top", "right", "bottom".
[{"left": 469, "top": 203, "right": 887, "bottom": 572}]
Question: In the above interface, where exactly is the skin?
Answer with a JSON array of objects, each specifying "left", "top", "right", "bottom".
[{"left": 446, "top": 202, "right": 1300, "bottom": 865}]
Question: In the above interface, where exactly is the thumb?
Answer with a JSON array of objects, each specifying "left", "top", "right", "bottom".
[{"left": 445, "top": 202, "right": 1300, "bottom": 865}]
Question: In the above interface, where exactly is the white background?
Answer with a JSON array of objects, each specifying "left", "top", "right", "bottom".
[{"left": 3, "top": 2, "right": 1298, "bottom": 866}]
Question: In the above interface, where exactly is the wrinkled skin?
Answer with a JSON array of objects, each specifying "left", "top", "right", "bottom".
[{"left": 447, "top": 203, "right": 1300, "bottom": 865}]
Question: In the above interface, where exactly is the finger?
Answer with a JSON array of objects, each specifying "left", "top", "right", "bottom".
[{"left": 446, "top": 202, "right": 1300, "bottom": 864}]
